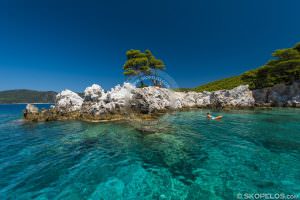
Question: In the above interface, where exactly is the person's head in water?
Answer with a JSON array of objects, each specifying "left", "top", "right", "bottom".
[{"left": 206, "top": 112, "right": 212, "bottom": 119}]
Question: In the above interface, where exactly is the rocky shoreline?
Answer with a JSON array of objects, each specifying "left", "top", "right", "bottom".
[{"left": 23, "top": 81, "right": 300, "bottom": 122}]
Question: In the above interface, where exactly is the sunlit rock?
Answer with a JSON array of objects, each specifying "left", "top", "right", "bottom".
[
  {"left": 23, "top": 81, "right": 300, "bottom": 122},
  {"left": 131, "top": 87, "right": 173, "bottom": 113},
  {"left": 81, "top": 83, "right": 136, "bottom": 120},
  {"left": 56, "top": 89, "right": 83, "bottom": 113},
  {"left": 25, "top": 104, "right": 39, "bottom": 113},
  {"left": 210, "top": 85, "right": 255, "bottom": 107},
  {"left": 84, "top": 84, "right": 105, "bottom": 102}
]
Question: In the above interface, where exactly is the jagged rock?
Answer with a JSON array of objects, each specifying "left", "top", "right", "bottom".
[
  {"left": 174, "top": 91, "right": 212, "bottom": 108},
  {"left": 84, "top": 84, "right": 105, "bottom": 102},
  {"left": 290, "top": 95, "right": 300, "bottom": 107},
  {"left": 177, "top": 92, "right": 197, "bottom": 108},
  {"left": 55, "top": 89, "right": 83, "bottom": 113},
  {"left": 23, "top": 81, "right": 300, "bottom": 122},
  {"left": 23, "top": 104, "right": 39, "bottom": 121},
  {"left": 25, "top": 104, "right": 39, "bottom": 113},
  {"left": 253, "top": 81, "right": 300, "bottom": 107},
  {"left": 23, "top": 104, "right": 57, "bottom": 121},
  {"left": 210, "top": 85, "right": 255, "bottom": 107},
  {"left": 131, "top": 87, "right": 174, "bottom": 113},
  {"left": 81, "top": 83, "right": 135, "bottom": 120},
  {"left": 195, "top": 91, "right": 211, "bottom": 107}
]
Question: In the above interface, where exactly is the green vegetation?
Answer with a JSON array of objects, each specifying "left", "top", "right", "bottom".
[
  {"left": 0, "top": 90, "right": 57, "bottom": 104},
  {"left": 241, "top": 42, "right": 300, "bottom": 89},
  {"left": 188, "top": 42, "right": 300, "bottom": 92},
  {"left": 123, "top": 49, "right": 165, "bottom": 87},
  {"left": 193, "top": 75, "right": 245, "bottom": 92}
]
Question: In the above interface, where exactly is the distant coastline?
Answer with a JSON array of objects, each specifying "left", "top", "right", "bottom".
[{"left": 0, "top": 89, "right": 57, "bottom": 104}]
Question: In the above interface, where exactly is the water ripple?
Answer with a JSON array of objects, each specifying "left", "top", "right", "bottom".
[{"left": 0, "top": 107, "right": 300, "bottom": 199}]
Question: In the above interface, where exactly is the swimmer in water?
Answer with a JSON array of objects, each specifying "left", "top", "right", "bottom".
[{"left": 206, "top": 112, "right": 223, "bottom": 120}]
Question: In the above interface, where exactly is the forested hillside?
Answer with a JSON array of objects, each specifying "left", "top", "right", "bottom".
[
  {"left": 0, "top": 90, "right": 57, "bottom": 103},
  {"left": 191, "top": 42, "right": 300, "bottom": 92}
]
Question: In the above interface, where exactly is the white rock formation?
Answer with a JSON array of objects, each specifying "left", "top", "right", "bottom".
[
  {"left": 107, "top": 82, "right": 135, "bottom": 106},
  {"left": 173, "top": 91, "right": 211, "bottom": 108},
  {"left": 55, "top": 89, "right": 83, "bottom": 113},
  {"left": 131, "top": 87, "right": 174, "bottom": 113},
  {"left": 81, "top": 83, "right": 136, "bottom": 117},
  {"left": 55, "top": 83, "right": 256, "bottom": 117},
  {"left": 210, "top": 85, "right": 255, "bottom": 107},
  {"left": 25, "top": 81, "right": 300, "bottom": 122},
  {"left": 25, "top": 104, "right": 39, "bottom": 113},
  {"left": 51, "top": 81, "right": 300, "bottom": 120},
  {"left": 173, "top": 86, "right": 254, "bottom": 108},
  {"left": 84, "top": 84, "right": 105, "bottom": 102}
]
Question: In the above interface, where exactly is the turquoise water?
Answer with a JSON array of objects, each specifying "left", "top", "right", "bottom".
[{"left": 0, "top": 104, "right": 300, "bottom": 199}]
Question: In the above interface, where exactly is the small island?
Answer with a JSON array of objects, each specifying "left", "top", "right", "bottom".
[
  {"left": 24, "top": 43, "right": 300, "bottom": 122},
  {"left": 1, "top": 1, "right": 300, "bottom": 199}
]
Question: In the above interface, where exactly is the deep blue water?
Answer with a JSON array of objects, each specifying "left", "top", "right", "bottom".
[{"left": 0, "top": 104, "right": 300, "bottom": 199}]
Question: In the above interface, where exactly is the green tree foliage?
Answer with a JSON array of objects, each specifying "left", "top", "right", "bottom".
[
  {"left": 123, "top": 49, "right": 165, "bottom": 87},
  {"left": 123, "top": 50, "right": 150, "bottom": 76},
  {"left": 242, "top": 42, "right": 300, "bottom": 89},
  {"left": 181, "top": 42, "right": 300, "bottom": 92},
  {"left": 145, "top": 50, "right": 165, "bottom": 71},
  {"left": 192, "top": 76, "right": 245, "bottom": 92}
]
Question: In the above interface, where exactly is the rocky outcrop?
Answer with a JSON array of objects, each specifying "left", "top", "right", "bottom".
[
  {"left": 131, "top": 87, "right": 175, "bottom": 113},
  {"left": 173, "top": 85, "right": 255, "bottom": 109},
  {"left": 25, "top": 104, "right": 39, "bottom": 113},
  {"left": 210, "top": 85, "right": 255, "bottom": 107},
  {"left": 23, "top": 104, "right": 39, "bottom": 121},
  {"left": 172, "top": 91, "right": 211, "bottom": 108},
  {"left": 23, "top": 104, "right": 52, "bottom": 121},
  {"left": 80, "top": 83, "right": 135, "bottom": 121},
  {"left": 253, "top": 81, "right": 300, "bottom": 107},
  {"left": 55, "top": 89, "right": 83, "bottom": 113},
  {"left": 23, "top": 81, "right": 299, "bottom": 122}
]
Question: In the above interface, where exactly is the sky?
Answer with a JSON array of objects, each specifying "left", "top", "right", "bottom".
[{"left": 0, "top": 0, "right": 300, "bottom": 92}]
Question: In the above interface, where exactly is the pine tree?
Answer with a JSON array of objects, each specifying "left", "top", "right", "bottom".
[
  {"left": 123, "top": 49, "right": 165, "bottom": 87},
  {"left": 145, "top": 50, "right": 165, "bottom": 86}
]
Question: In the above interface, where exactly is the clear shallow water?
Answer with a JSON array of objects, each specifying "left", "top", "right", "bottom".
[{"left": 0, "top": 104, "right": 300, "bottom": 199}]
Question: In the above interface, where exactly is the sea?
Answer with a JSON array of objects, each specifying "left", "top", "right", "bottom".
[{"left": 0, "top": 104, "right": 299, "bottom": 199}]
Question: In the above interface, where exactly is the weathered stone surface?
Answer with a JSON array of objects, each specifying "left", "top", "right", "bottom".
[
  {"left": 23, "top": 81, "right": 300, "bottom": 122},
  {"left": 81, "top": 83, "right": 135, "bottom": 120},
  {"left": 253, "top": 81, "right": 300, "bottom": 107},
  {"left": 26, "top": 104, "right": 39, "bottom": 113},
  {"left": 55, "top": 89, "right": 83, "bottom": 113},
  {"left": 84, "top": 84, "right": 104, "bottom": 102},
  {"left": 210, "top": 85, "right": 255, "bottom": 108},
  {"left": 23, "top": 104, "right": 39, "bottom": 121},
  {"left": 174, "top": 91, "right": 212, "bottom": 108},
  {"left": 131, "top": 87, "right": 174, "bottom": 113}
]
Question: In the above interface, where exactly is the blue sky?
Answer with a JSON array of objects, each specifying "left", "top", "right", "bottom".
[{"left": 0, "top": 0, "right": 300, "bottom": 92}]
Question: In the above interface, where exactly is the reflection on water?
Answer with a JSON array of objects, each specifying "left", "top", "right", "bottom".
[{"left": 0, "top": 105, "right": 300, "bottom": 199}]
